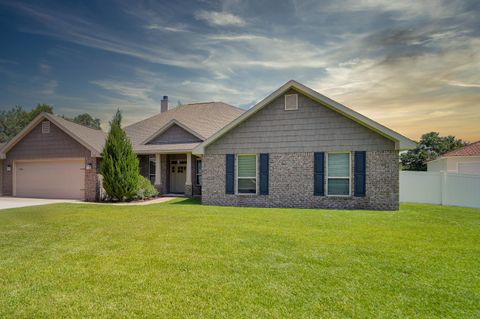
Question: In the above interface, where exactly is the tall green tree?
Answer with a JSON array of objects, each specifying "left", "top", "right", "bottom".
[
  {"left": 100, "top": 110, "right": 140, "bottom": 201},
  {"left": 29, "top": 104, "right": 53, "bottom": 121},
  {"left": 401, "top": 132, "right": 467, "bottom": 171},
  {"left": 0, "top": 106, "right": 29, "bottom": 143},
  {"left": 71, "top": 113, "right": 101, "bottom": 130}
]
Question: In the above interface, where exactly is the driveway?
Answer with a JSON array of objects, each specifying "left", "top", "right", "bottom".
[{"left": 0, "top": 197, "right": 78, "bottom": 210}]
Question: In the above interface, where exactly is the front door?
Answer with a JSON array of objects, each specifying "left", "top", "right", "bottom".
[{"left": 170, "top": 160, "right": 186, "bottom": 193}]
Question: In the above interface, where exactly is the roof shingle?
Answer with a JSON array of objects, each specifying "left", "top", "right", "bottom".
[
  {"left": 124, "top": 102, "right": 245, "bottom": 148},
  {"left": 441, "top": 140, "right": 480, "bottom": 157}
]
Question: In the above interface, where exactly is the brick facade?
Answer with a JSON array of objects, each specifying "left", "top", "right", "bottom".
[{"left": 202, "top": 151, "right": 399, "bottom": 210}]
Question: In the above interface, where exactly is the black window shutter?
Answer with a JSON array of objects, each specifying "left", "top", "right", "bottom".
[
  {"left": 354, "top": 151, "right": 366, "bottom": 197},
  {"left": 225, "top": 154, "right": 235, "bottom": 194},
  {"left": 259, "top": 153, "right": 269, "bottom": 195},
  {"left": 314, "top": 152, "right": 325, "bottom": 196}
]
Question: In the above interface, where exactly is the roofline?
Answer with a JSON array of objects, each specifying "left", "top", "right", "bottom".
[
  {"left": 427, "top": 154, "right": 480, "bottom": 163},
  {"left": 193, "top": 80, "right": 417, "bottom": 155},
  {"left": 134, "top": 149, "right": 197, "bottom": 155},
  {"left": 140, "top": 119, "right": 205, "bottom": 145},
  {"left": 0, "top": 113, "right": 102, "bottom": 159}
]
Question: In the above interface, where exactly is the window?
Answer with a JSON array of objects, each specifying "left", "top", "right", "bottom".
[
  {"left": 196, "top": 159, "right": 202, "bottom": 185},
  {"left": 237, "top": 154, "right": 257, "bottom": 194},
  {"left": 42, "top": 121, "right": 50, "bottom": 134},
  {"left": 327, "top": 152, "right": 351, "bottom": 196},
  {"left": 284, "top": 94, "right": 298, "bottom": 110},
  {"left": 149, "top": 155, "right": 156, "bottom": 185}
]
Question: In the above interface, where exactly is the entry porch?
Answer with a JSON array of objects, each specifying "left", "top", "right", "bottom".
[{"left": 138, "top": 153, "right": 202, "bottom": 197}]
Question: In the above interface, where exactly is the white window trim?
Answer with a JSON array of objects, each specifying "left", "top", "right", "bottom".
[
  {"left": 148, "top": 155, "right": 156, "bottom": 183},
  {"left": 196, "top": 159, "right": 202, "bottom": 186},
  {"left": 326, "top": 151, "right": 352, "bottom": 197},
  {"left": 236, "top": 154, "right": 258, "bottom": 195},
  {"left": 284, "top": 94, "right": 298, "bottom": 111}
]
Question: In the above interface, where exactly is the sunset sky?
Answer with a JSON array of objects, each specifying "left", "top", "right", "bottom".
[{"left": 0, "top": 0, "right": 478, "bottom": 141}]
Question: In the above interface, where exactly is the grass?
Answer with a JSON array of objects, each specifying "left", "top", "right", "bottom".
[{"left": 0, "top": 200, "right": 479, "bottom": 318}]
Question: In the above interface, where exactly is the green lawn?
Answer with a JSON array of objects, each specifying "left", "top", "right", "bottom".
[{"left": 0, "top": 200, "right": 479, "bottom": 318}]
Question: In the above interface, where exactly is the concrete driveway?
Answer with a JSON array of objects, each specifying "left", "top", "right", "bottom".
[{"left": 0, "top": 197, "right": 78, "bottom": 210}]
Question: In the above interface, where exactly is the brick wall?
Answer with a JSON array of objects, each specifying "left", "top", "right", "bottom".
[
  {"left": 202, "top": 151, "right": 399, "bottom": 210},
  {"left": 84, "top": 157, "right": 98, "bottom": 201}
]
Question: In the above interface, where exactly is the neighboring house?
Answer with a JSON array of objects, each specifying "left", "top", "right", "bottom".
[
  {"left": 427, "top": 141, "right": 480, "bottom": 175},
  {"left": 0, "top": 80, "right": 415, "bottom": 209}
]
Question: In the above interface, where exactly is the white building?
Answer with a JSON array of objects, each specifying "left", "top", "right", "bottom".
[{"left": 427, "top": 140, "right": 480, "bottom": 175}]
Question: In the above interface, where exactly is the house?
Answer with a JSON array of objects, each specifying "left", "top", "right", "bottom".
[
  {"left": 427, "top": 141, "right": 480, "bottom": 175},
  {"left": 0, "top": 80, "right": 415, "bottom": 209}
]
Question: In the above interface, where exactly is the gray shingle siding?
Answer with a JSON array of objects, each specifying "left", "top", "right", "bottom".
[
  {"left": 207, "top": 89, "right": 394, "bottom": 154},
  {"left": 148, "top": 124, "right": 202, "bottom": 145}
]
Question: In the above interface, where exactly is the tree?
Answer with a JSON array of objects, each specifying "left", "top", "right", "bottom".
[
  {"left": 28, "top": 104, "right": 53, "bottom": 122},
  {"left": 72, "top": 113, "right": 101, "bottom": 130},
  {"left": 401, "top": 132, "right": 467, "bottom": 171},
  {"left": 100, "top": 110, "right": 140, "bottom": 201},
  {"left": 0, "top": 106, "right": 29, "bottom": 143}
]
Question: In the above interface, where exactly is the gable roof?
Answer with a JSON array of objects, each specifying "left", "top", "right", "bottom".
[
  {"left": 125, "top": 102, "right": 245, "bottom": 152},
  {"left": 194, "top": 80, "right": 417, "bottom": 154},
  {"left": 142, "top": 119, "right": 205, "bottom": 144},
  {"left": 440, "top": 140, "right": 480, "bottom": 157},
  {"left": 0, "top": 113, "right": 106, "bottom": 159}
]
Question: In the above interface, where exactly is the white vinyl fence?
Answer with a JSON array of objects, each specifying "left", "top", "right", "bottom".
[{"left": 400, "top": 171, "right": 480, "bottom": 208}]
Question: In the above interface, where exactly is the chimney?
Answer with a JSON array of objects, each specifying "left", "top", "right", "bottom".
[{"left": 161, "top": 96, "right": 169, "bottom": 113}]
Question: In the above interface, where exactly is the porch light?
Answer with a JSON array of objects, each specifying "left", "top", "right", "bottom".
[
  {"left": 6, "top": 165, "right": 11, "bottom": 172},
  {"left": 86, "top": 163, "right": 93, "bottom": 170}
]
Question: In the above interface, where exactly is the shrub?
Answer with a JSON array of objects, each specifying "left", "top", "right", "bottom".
[
  {"left": 100, "top": 110, "right": 140, "bottom": 201},
  {"left": 136, "top": 176, "right": 159, "bottom": 200}
]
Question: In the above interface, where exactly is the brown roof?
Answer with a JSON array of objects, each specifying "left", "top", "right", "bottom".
[
  {"left": 0, "top": 113, "right": 107, "bottom": 158},
  {"left": 51, "top": 115, "right": 107, "bottom": 154},
  {"left": 1, "top": 102, "right": 244, "bottom": 158},
  {"left": 133, "top": 143, "right": 202, "bottom": 154},
  {"left": 125, "top": 102, "right": 245, "bottom": 149},
  {"left": 441, "top": 140, "right": 480, "bottom": 157}
]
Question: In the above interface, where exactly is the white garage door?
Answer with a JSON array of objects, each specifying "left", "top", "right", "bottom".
[
  {"left": 14, "top": 159, "right": 85, "bottom": 199},
  {"left": 458, "top": 162, "right": 480, "bottom": 175}
]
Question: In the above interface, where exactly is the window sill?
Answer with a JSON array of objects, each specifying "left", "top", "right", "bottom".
[
  {"left": 326, "top": 195, "right": 352, "bottom": 198},
  {"left": 235, "top": 193, "right": 258, "bottom": 196}
]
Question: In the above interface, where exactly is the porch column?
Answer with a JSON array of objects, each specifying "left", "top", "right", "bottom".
[
  {"left": 155, "top": 153, "right": 161, "bottom": 192},
  {"left": 185, "top": 152, "right": 193, "bottom": 197}
]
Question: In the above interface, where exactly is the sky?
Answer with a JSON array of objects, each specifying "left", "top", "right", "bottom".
[{"left": 0, "top": 0, "right": 479, "bottom": 141}]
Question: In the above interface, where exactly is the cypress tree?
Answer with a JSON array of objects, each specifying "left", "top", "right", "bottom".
[{"left": 100, "top": 110, "right": 140, "bottom": 201}]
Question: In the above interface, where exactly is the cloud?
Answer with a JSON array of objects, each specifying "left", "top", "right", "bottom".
[
  {"left": 194, "top": 10, "right": 246, "bottom": 27},
  {"left": 39, "top": 79, "right": 57, "bottom": 95},
  {"left": 144, "top": 24, "right": 188, "bottom": 32},
  {"left": 39, "top": 63, "right": 51, "bottom": 74},
  {"left": 2, "top": 0, "right": 479, "bottom": 140},
  {"left": 325, "top": 0, "right": 466, "bottom": 20}
]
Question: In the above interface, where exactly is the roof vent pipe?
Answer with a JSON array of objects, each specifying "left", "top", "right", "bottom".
[{"left": 161, "top": 96, "right": 168, "bottom": 113}]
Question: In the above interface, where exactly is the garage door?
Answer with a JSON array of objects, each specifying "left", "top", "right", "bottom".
[{"left": 14, "top": 159, "right": 85, "bottom": 199}]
